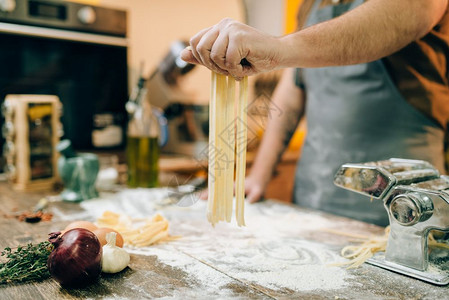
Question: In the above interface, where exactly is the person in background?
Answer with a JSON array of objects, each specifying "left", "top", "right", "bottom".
[{"left": 181, "top": 0, "right": 449, "bottom": 226}]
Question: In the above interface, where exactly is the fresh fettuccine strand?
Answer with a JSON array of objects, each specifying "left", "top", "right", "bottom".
[
  {"left": 235, "top": 76, "right": 248, "bottom": 226},
  {"left": 207, "top": 73, "right": 247, "bottom": 226}
]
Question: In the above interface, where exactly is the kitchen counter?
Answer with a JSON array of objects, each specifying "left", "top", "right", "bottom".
[{"left": 1, "top": 182, "right": 449, "bottom": 299}]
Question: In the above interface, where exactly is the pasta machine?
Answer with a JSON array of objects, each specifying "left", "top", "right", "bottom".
[{"left": 334, "top": 158, "right": 449, "bottom": 285}]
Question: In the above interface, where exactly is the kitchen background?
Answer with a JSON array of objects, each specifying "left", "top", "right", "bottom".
[
  {"left": 0, "top": 0, "right": 305, "bottom": 202},
  {"left": 96, "top": 0, "right": 292, "bottom": 95}
]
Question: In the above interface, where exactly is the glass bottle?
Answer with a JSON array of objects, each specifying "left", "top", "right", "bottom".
[{"left": 126, "top": 76, "right": 167, "bottom": 188}]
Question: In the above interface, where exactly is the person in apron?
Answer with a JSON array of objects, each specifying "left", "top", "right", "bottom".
[
  {"left": 181, "top": 0, "right": 449, "bottom": 226},
  {"left": 293, "top": 0, "right": 447, "bottom": 226}
]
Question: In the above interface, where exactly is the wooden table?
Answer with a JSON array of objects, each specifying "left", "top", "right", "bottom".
[{"left": 1, "top": 182, "right": 449, "bottom": 300}]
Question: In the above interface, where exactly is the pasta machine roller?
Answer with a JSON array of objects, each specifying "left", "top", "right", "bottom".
[{"left": 334, "top": 158, "right": 449, "bottom": 285}]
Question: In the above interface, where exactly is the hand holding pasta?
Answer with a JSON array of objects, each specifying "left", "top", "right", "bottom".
[{"left": 180, "top": 18, "right": 281, "bottom": 79}]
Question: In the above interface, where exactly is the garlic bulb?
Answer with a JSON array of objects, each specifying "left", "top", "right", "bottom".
[{"left": 101, "top": 232, "right": 130, "bottom": 273}]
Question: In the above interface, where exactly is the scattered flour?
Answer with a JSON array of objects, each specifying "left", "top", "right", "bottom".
[
  {"left": 172, "top": 235, "right": 351, "bottom": 292},
  {"left": 58, "top": 189, "right": 355, "bottom": 293},
  {"left": 128, "top": 246, "right": 233, "bottom": 289},
  {"left": 237, "top": 266, "right": 348, "bottom": 291}
]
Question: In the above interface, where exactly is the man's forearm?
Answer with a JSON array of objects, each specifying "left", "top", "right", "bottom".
[
  {"left": 279, "top": 0, "right": 448, "bottom": 68},
  {"left": 249, "top": 69, "right": 304, "bottom": 184}
]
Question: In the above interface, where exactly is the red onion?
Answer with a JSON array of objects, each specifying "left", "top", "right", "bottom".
[{"left": 47, "top": 229, "right": 102, "bottom": 287}]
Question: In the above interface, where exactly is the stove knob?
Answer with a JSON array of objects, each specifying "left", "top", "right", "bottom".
[
  {"left": 0, "top": 0, "right": 16, "bottom": 13},
  {"left": 389, "top": 193, "right": 433, "bottom": 226},
  {"left": 78, "top": 6, "right": 96, "bottom": 25}
]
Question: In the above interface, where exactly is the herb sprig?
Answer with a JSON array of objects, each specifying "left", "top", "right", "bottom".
[{"left": 0, "top": 241, "right": 53, "bottom": 284}]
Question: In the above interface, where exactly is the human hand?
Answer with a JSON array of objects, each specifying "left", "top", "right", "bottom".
[
  {"left": 181, "top": 18, "right": 282, "bottom": 80},
  {"left": 197, "top": 175, "right": 266, "bottom": 203},
  {"left": 244, "top": 175, "right": 266, "bottom": 203}
]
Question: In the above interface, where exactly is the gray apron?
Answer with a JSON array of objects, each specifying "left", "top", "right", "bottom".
[{"left": 294, "top": 0, "right": 445, "bottom": 226}]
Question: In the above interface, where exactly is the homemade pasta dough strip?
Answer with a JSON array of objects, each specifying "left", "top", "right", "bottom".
[
  {"left": 216, "top": 74, "right": 227, "bottom": 221},
  {"left": 207, "top": 72, "right": 218, "bottom": 225},
  {"left": 235, "top": 76, "right": 248, "bottom": 226},
  {"left": 225, "top": 77, "right": 236, "bottom": 222},
  {"left": 207, "top": 72, "right": 247, "bottom": 226}
]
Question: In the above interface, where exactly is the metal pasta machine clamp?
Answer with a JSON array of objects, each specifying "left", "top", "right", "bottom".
[{"left": 334, "top": 158, "right": 449, "bottom": 285}]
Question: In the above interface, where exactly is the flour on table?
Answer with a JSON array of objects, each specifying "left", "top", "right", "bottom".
[
  {"left": 57, "top": 188, "right": 354, "bottom": 293},
  {"left": 129, "top": 246, "right": 233, "bottom": 291}
]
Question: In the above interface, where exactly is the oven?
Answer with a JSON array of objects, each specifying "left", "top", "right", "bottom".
[{"left": 0, "top": 0, "right": 128, "bottom": 171}]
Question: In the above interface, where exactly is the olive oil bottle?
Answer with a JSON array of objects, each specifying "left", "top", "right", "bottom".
[
  {"left": 126, "top": 136, "right": 159, "bottom": 187},
  {"left": 126, "top": 74, "right": 164, "bottom": 188}
]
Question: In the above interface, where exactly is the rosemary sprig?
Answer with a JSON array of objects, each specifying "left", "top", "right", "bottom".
[{"left": 0, "top": 241, "right": 53, "bottom": 284}]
